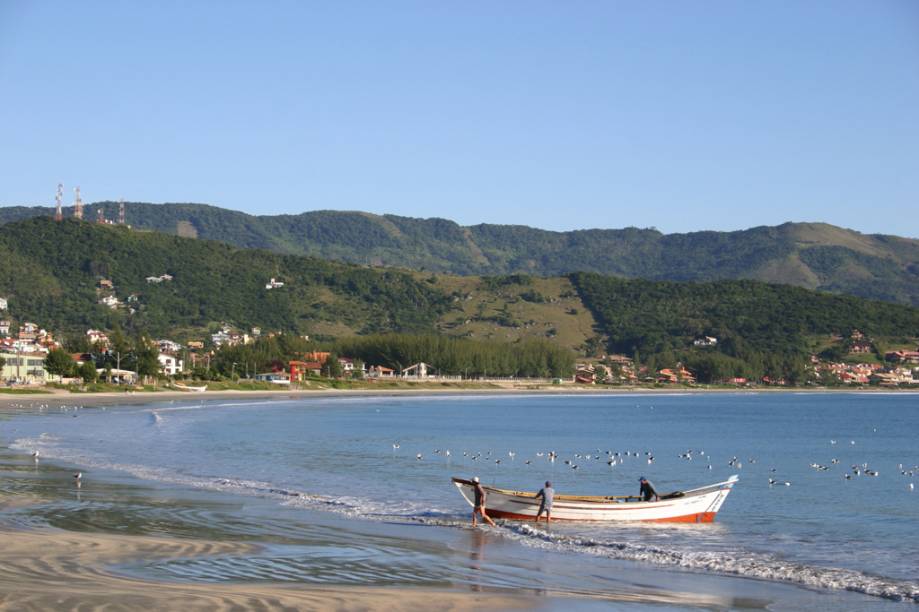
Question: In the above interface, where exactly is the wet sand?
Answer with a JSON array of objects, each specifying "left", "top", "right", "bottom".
[{"left": 0, "top": 528, "right": 534, "bottom": 611}]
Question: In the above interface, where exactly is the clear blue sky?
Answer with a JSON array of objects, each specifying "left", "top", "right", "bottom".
[{"left": 1, "top": 1, "right": 917, "bottom": 236}]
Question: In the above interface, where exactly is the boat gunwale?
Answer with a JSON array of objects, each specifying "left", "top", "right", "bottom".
[{"left": 451, "top": 475, "right": 737, "bottom": 505}]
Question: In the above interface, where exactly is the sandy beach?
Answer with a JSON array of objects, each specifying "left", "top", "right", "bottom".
[{"left": 0, "top": 528, "right": 536, "bottom": 611}]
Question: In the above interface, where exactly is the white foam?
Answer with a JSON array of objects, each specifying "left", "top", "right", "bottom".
[{"left": 503, "top": 524, "right": 919, "bottom": 603}]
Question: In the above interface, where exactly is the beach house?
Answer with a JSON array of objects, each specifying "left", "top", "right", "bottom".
[
  {"left": 0, "top": 351, "right": 49, "bottom": 384},
  {"left": 157, "top": 353, "right": 184, "bottom": 376}
]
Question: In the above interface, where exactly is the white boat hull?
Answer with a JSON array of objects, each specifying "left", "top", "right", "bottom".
[
  {"left": 174, "top": 383, "right": 208, "bottom": 393},
  {"left": 452, "top": 475, "right": 738, "bottom": 523}
]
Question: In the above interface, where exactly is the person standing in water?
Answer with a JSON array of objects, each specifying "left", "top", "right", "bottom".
[
  {"left": 471, "top": 477, "right": 496, "bottom": 527},
  {"left": 534, "top": 481, "right": 554, "bottom": 523}
]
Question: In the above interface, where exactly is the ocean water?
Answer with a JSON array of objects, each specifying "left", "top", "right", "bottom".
[{"left": 3, "top": 392, "right": 918, "bottom": 606}]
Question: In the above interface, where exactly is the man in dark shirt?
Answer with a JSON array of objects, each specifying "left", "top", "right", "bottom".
[
  {"left": 472, "top": 476, "right": 496, "bottom": 527},
  {"left": 639, "top": 476, "right": 659, "bottom": 502},
  {"left": 535, "top": 481, "right": 554, "bottom": 523}
]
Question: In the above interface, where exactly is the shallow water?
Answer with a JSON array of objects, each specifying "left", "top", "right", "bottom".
[{"left": 3, "top": 392, "right": 917, "bottom": 607}]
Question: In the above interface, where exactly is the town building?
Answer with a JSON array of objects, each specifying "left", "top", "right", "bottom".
[
  {"left": 86, "top": 329, "right": 110, "bottom": 346},
  {"left": 157, "top": 339, "right": 183, "bottom": 354},
  {"left": 99, "top": 295, "right": 121, "bottom": 309},
  {"left": 18, "top": 322, "right": 38, "bottom": 341},
  {"left": 265, "top": 278, "right": 285, "bottom": 290},
  {"left": 693, "top": 336, "right": 718, "bottom": 347},
  {"left": 157, "top": 353, "right": 184, "bottom": 376},
  {"left": 575, "top": 363, "right": 596, "bottom": 384},
  {"left": 367, "top": 365, "right": 395, "bottom": 378},
  {"left": 0, "top": 351, "right": 49, "bottom": 384},
  {"left": 255, "top": 372, "right": 290, "bottom": 384},
  {"left": 0, "top": 320, "right": 10, "bottom": 336},
  {"left": 885, "top": 350, "right": 919, "bottom": 364},
  {"left": 0, "top": 297, "right": 7, "bottom": 310},
  {"left": 658, "top": 365, "right": 696, "bottom": 384}
]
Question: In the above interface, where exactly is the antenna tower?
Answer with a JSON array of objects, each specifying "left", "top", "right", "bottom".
[
  {"left": 96, "top": 205, "right": 105, "bottom": 224},
  {"left": 54, "top": 183, "right": 63, "bottom": 221},
  {"left": 73, "top": 187, "right": 84, "bottom": 220},
  {"left": 118, "top": 198, "right": 125, "bottom": 225}
]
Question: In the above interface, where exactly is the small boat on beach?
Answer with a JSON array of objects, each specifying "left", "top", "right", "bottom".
[
  {"left": 173, "top": 383, "right": 208, "bottom": 393},
  {"left": 452, "top": 475, "right": 738, "bottom": 523}
]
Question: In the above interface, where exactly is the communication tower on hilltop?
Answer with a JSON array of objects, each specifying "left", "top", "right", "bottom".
[
  {"left": 118, "top": 198, "right": 126, "bottom": 225},
  {"left": 96, "top": 205, "right": 106, "bottom": 224},
  {"left": 73, "top": 187, "right": 84, "bottom": 220},
  {"left": 54, "top": 183, "right": 64, "bottom": 221}
]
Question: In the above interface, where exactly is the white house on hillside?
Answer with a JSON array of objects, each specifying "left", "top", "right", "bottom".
[
  {"left": 158, "top": 353, "right": 184, "bottom": 376},
  {"left": 0, "top": 297, "right": 7, "bottom": 310}
]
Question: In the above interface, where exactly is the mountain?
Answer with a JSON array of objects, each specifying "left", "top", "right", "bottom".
[
  {"left": 3, "top": 202, "right": 918, "bottom": 306},
  {"left": 1, "top": 217, "right": 918, "bottom": 383}
]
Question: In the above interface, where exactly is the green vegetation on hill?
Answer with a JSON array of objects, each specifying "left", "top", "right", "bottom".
[
  {"left": 1, "top": 218, "right": 918, "bottom": 384},
  {"left": 0, "top": 217, "right": 447, "bottom": 338},
  {"left": 571, "top": 272, "right": 919, "bottom": 382},
  {"left": 3, "top": 203, "right": 918, "bottom": 306}
]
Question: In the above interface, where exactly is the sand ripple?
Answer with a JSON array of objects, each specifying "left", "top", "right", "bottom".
[{"left": 0, "top": 529, "right": 528, "bottom": 611}]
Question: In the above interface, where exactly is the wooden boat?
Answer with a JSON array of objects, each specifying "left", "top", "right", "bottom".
[
  {"left": 173, "top": 382, "right": 208, "bottom": 393},
  {"left": 451, "top": 475, "right": 739, "bottom": 523}
]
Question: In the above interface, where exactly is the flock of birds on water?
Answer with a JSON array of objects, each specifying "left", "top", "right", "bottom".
[
  {"left": 391, "top": 434, "right": 917, "bottom": 493},
  {"left": 1, "top": 401, "right": 915, "bottom": 493}
]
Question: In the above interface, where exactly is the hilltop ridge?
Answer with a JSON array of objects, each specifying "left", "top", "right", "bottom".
[{"left": 2, "top": 202, "right": 918, "bottom": 306}]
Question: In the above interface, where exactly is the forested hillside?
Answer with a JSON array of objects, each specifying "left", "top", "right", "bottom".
[
  {"left": 571, "top": 272, "right": 919, "bottom": 381},
  {"left": 0, "top": 218, "right": 448, "bottom": 338},
  {"left": 1, "top": 218, "right": 918, "bottom": 382},
  {"left": 3, "top": 203, "right": 918, "bottom": 306}
]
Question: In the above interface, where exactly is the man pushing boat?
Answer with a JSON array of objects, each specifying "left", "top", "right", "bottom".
[
  {"left": 639, "top": 476, "right": 659, "bottom": 502},
  {"left": 534, "top": 481, "right": 554, "bottom": 523},
  {"left": 471, "top": 477, "right": 496, "bottom": 527}
]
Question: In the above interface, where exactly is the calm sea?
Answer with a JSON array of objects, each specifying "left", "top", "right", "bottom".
[{"left": 4, "top": 392, "right": 918, "bottom": 606}]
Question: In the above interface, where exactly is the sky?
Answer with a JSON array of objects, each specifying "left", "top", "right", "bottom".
[{"left": 1, "top": 1, "right": 917, "bottom": 236}]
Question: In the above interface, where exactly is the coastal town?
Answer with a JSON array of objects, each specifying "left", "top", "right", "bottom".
[{"left": 3, "top": 287, "right": 917, "bottom": 389}]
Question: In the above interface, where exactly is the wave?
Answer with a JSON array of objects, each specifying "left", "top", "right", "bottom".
[
  {"left": 10, "top": 437, "right": 918, "bottom": 604},
  {"left": 502, "top": 524, "right": 919, "bottom": 603}
]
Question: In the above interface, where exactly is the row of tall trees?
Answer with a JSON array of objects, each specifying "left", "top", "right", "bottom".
[
  {"left": 197, "top": 334, "right": 574, "bottom": 379},
  {"left": 333, "top": 334, "right": 575, "bottom": 378}
]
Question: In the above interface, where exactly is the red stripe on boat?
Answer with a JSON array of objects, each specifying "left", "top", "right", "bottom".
[{"left": 485, "top": 509, "right": 718, "bottom": 523}]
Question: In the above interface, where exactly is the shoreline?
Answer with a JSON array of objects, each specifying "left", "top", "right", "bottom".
[{"left": 2, "top": 384, "right": 917, "bottom": 410}]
